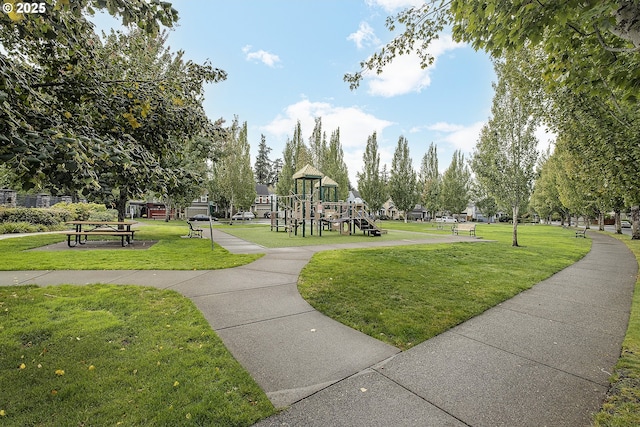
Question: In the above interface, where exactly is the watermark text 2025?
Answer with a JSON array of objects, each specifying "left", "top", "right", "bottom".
[{"left": 3, "top": 2, "right": 46, "bottom": 14}]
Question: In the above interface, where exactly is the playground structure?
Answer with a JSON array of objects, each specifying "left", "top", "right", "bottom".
[{"left": 270, "top": 164, "right": 383, "bottom": 237}]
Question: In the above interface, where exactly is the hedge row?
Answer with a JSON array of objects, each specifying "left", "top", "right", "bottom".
[
  {"left": 0, "top": 222, "right": 51, "bottom": 234},
  {"left": 0, "top": 203, "right": 117, "bottom": 233},
  {"left": 0, "top": 207, "right": 71, "bottom": 226}
]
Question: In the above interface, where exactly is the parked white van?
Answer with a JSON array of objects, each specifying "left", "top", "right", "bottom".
[{"left": 435, "top": 216, "right": 457, "bottom": 223}]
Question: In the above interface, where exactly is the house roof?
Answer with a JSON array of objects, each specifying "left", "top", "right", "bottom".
[
  {"left": 347, "top": 190, "right": 363, "bottom": 203},
  {"left": 255, "top": 184, "right": 270, "bottom": 196},
  {"left": 292, "top": 164, "right": 323, "bottom": 180}
]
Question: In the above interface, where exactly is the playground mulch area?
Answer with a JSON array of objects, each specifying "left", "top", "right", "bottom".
[{"left": 29, "top": 240, "right": 158, "bottom": 251}]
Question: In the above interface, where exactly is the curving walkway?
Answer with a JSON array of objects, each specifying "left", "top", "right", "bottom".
[{"left": 1, "top": 230, "right": 637, "bottom": 426}]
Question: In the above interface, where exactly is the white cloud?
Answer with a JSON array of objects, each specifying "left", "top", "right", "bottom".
[
  {"left": 242, "top": 45, "right": 281, "bottom": 68},
  {"left": 426, "top": 122, "right": 556, "bottom": 163},
  {"left": 428, "top": 121, "right": 485, "bottom": 154},
  {"left": 366, "top": 0, "right": 425, "bottom": 13},
  {"left": 347, "top": 22, "right": 380, "bottom": 49},
  {"left": 365, "top": 34, "right": 465, "bottom": 97},
  {"left": 262, "top": 99, "right": 395, "bottom": 184}
]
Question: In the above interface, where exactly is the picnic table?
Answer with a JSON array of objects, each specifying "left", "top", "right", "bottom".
[{"left": 65, "top": 221, "right": 137, "bottom": 247}]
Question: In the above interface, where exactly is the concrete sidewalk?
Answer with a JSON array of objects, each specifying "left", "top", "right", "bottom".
[
  {"left": 0, "top": 230, "right": 637, "bottom": 426},
  {"left": 254, "top": 232, "right": 638, "bottom": 427}
]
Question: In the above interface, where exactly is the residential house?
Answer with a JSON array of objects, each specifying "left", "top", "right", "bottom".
[
  {"left": 408, "top": 204, "right": 428, "bottom": 221},
  {"left": 253, "top": 184, "right": 274, "bottom": 218},
  {"left": 380, "top": 198, "right": 400, "bottom": 220},
  {"left": 185, "top": 193, "right": 211, "bottom": 219}
]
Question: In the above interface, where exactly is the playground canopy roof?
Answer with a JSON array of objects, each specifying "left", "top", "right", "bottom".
[
  {"left": 314, "top": 176, "right": 338, "bottom": 188},
  {"left": 292, "top": 164, "right": 323, "bottom": 180}
]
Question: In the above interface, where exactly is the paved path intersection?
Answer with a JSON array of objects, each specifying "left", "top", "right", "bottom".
[{"left": 0, "top": 230, "right": 637, "bottom": 426}]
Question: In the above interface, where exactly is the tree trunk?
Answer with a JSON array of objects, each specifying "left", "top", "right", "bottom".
[
  {"left": 164, "top": 196, "right": 171, "bottom": 222},
  {"left": 615, "top": 209, "right": 622, "bottom": 234},
  {"left": 632, "top": 205, "right": 640, "bottom": 240},
  {"left": 598, "top": 212, "right": 605, "bottom": 231},
  {"left": 116, "top": 189, "right": 128, "bottom": 225},
  {"left": 512, "top": 205, "right": 519, "bottom": 247},
  {"left": 611, "top": 1, "right": 640, "bottom": 49}
]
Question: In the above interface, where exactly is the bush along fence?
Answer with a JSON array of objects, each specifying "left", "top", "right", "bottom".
[{"left": 0, "top": 203, "right": 117, "bottom": 234}]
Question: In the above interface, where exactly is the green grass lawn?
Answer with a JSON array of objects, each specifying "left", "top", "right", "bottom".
[
  {"left": 0, "top": 284, "right": 275, "bottom": 426},
  {"left": 0, "top": 220, "right": 261, "bottom": 270},
  {"left": 298, "top": 222, "right": 591, "bottom": 350}
]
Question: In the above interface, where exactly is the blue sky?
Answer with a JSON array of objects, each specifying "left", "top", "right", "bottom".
[{"left": 95, "top": 0, "right": 552, "bottom": 185}]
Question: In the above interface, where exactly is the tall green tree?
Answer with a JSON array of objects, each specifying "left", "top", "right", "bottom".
[
  {"left": 292, "top": 120, "right": 312, "bottom": 170},
  {"left": 553, "top": 148, "right": 592, "bottom": 226},
  {"left": 517, "top": 40, "right": 640, "bottom": 236},
  {"left": 531, "top": 150, "right": 566, "bottom": 224},
  {"left": 440, "top": 150, "right": 470, "bottom": 217},
  {"left": 321, "top": 128, "right": 350, "bottom": 201},
  {"left": 357, "top": 132, "right": 387, "bottom": 214},
  {"left": 276, "top": 137, "right": 295, "bottom": 197},
  {"left": 94, "top": 29, "right": 225, "bottom": 220},
  {"left": 309, "top": 117, "right": 327, "bottom": 172},
  {"left": 418, "top": 142, "right": 440, "bottom": 220},
  {"left": 254, "top": 134, "right": 273, "bottom": 185},
  {"left": 471, "top": 59, "right": 539, "bottom": 247},
  {"left": 215, "top": 118, "right": 255, "bottom": 216},
  {"left": 158, "top": 133, "right": 222, "bottom": 221},
  {"left": 389, "top": 136, "right": 417, "bottom": 223},
  {"left": 0, "top": 5, "right": 225, "bottom": 220},
  {"left": 270, "top": 157, "right": 283, "bottom": 188},
  {"left": 276, "top": 120, "right": 311, "bottom": 196}
]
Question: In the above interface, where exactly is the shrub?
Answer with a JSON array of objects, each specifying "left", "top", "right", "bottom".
[
  {"left": 88, "top": 209, "right": 118, "bottom": 221},
  {"left": 52, "top": 202, "right": 108, "bottom": 221},
  {"left": 0, "top": 207, "right": 68, "bottom": 226},
  {"left": 0, "top": 222, "right": 48, "bottom": 234}
]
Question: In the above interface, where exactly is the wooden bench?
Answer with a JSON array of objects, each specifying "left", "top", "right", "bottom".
[
  {"left": 65, "top": 230, "right": 136, "bottom": 247},
  {"left": 452, "top": 223, "right": 476, "bottom": 236},
  {"left": 187, "top": 221, "right": 203, "bottom": 238},
  {"left": 575, "top": 228, "right": 587, "bottom": 238}
]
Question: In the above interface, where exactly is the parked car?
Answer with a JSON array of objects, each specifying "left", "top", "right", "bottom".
[
  {"left": 621, "top": 220, "right": 632, "bottom": 228},
  {"left": 435, "top": 216, "right": 457, "bottom": 223},
  {"left": 188, "top": 214, "right": 217, "bottom": 221},
  {"left": 231, "top": 211, "right": 255, "bottom": 220}
]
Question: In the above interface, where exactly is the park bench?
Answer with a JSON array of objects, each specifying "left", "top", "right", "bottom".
[
  {"left": 452, "top": 223, "right": 476, "bottom": 236},
  {"left": 187, "top": 221, "right": 203, "bottom": 238},
  {"left": 65, "top": 230, "right": 136, "bottom": 247},
  {"left": 575, "top": 228, "right": 587, "bottom": 238}
]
